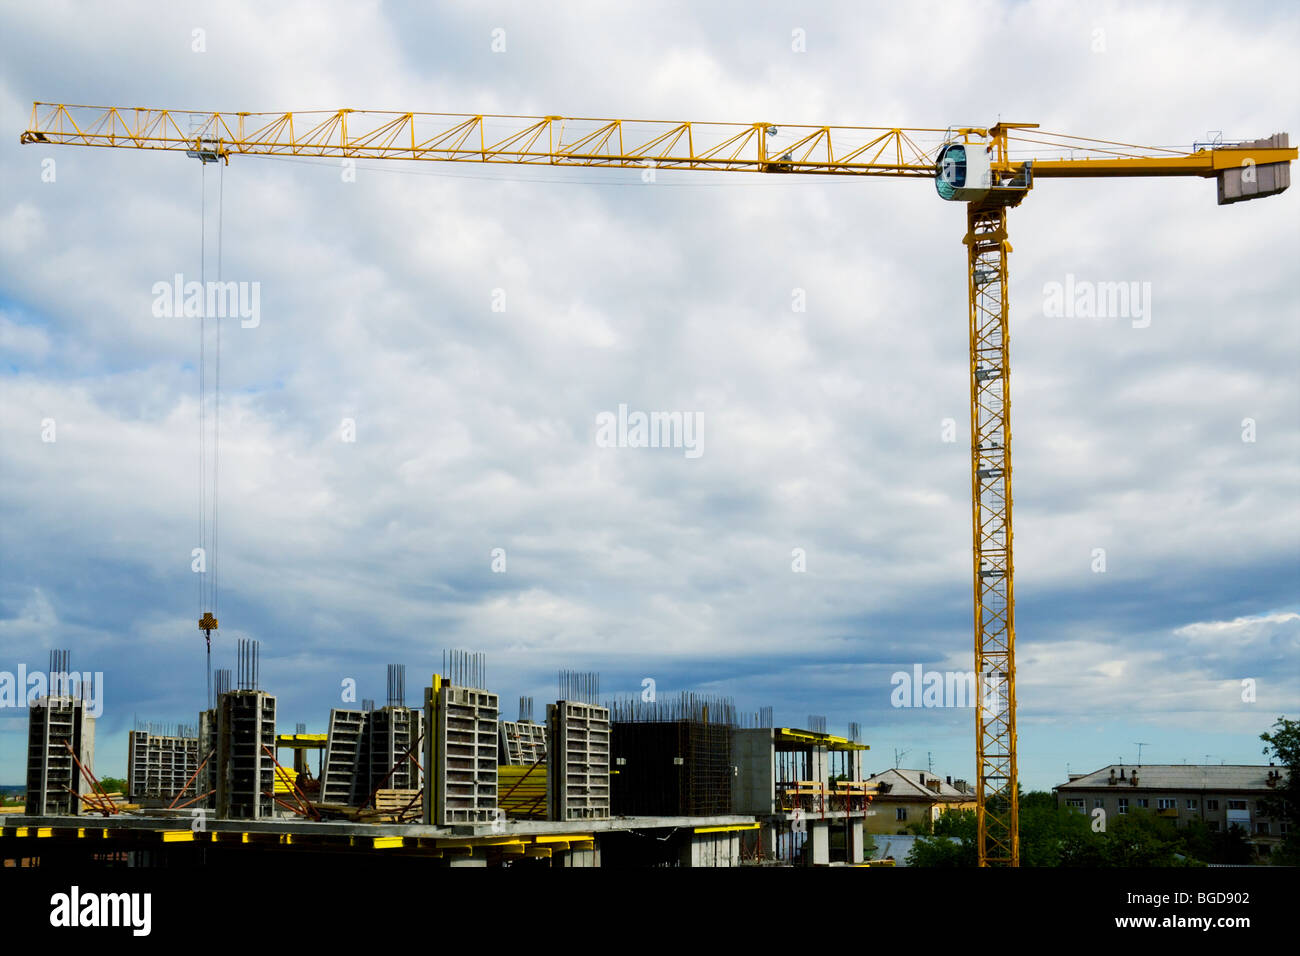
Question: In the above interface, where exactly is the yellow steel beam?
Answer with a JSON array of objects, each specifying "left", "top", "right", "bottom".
[
  {"left": 354, "top": 835, "right": 403, "bottom": 849},
  {"left": 693, "top": 823, "right": 761, "bottom": 834},
  {"left": 532, "top": 833, "right": 593, "bottom": 844}
]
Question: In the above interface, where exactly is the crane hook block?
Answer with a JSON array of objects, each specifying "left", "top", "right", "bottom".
[{"left": 199, "top": 613, "right": 218, "bottom": 632}]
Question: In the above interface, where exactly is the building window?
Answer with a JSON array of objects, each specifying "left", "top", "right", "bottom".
[
  {"left": 1094, "top": 798, "right": 1104, "bottom": 809},
  {"left": 1255, "top": 821, "right": 1270, "bottom": 835},
  {"left": 1158, "top": 798, "right": 1176, "bottom": 810},
  {"left": 1281, "top": 822, "right": 1290, "bottom": 836},
  {"left": 1227, "top": 800, "right": 1247, "bottom": 811},
  {"left": 1136, "top": 798, "right": 1149, "bottom": 809},
  {"left": 1206, "top": 799, "right": 1219, "bottom": 811},
  {"left": 1066, "top": 799, "right": 1085, "bottom": 813},
  {"left": 1207, "top": 820, "right": 1220, "bottom": 832},
  {"left": 896, "top": 808, "right": 908, "bottom": 822},
  {"left": 1186, "top": 799, "right": 1198, "bottom": 809},
  {"left": 1118, "top": 798, "right": 1128, "bottom": 815}
]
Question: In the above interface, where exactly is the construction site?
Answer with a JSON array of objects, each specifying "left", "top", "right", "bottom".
[
  {"left": 5, "top": 0, "right": 1299, "bottom": 877},
  {"left": 4, "top": 97, "right": 1294, "bottom": 870},
  {"left": 6, "top": 648, "right": 878, "bottom": 867}
]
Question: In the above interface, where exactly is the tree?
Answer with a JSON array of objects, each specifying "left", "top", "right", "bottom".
[
  {"left": 1101, "top": 809, "right": 1197, "bottom": 867},
  {"left": 1020, "top": 796, "right": 1092, "bottom": 867},
  {"left": 906, "top": 808, "right": 977, "bottom": 866},
  {"left": 1259, "top": 716, "right": 1300, "bottom": 865},
  {"left": 96, "top": 776, "right": 127, "bottom": 795}
]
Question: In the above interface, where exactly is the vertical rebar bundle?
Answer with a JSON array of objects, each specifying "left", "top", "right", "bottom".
[
  {"left": 47, "top": 649, "right": 81, "bottom": 699},
  {"left": 518, "top": 696, "right": 533, "bottom": 722},
  {"left": 213, "top": 668, "right": 232, "bottom": 698},
  {"left": 362, "top": 698, "right": 375, "bottom": 712},
  {"left": 607, "top": 692, "right": 736, "bottom": 725},
  {"left": 295, "top": 722, "right": 307, "bottom": 734},
  {"left": 849, "top": 721, "right": 862, "bottom": 743},
  {"left": 387, "top": 663, "right": 406, "bottom": 708},
  {"left": 236, "top": 638, "right": 260, "bottom": 691},
  {"left": 807, "top": 714, "right": 827, "bottom": 734},
  {"left": 558, "top": 669, "right": 600, "bottom": 705},
  {"left": 131, "top": 719, "right": 198, "bottom": 739},
  {"left": 442, "top": 649, "right": 486, "bottom": 689},
  {"left": 736, "top": 706, "right": 774, "bottom": 729}
]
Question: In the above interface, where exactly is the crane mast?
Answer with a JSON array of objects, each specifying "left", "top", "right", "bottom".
[{"left": 22, "top": 102, "right": 1294, "bottom": 867}]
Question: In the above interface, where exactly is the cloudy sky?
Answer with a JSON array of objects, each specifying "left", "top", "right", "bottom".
[{"left": 1, "top": 0, "right": 1296, "bottom": 791}]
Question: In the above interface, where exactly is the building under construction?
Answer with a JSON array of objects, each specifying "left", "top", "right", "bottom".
[
  {"left": 7, "top": 651, "right": 878, "bottom": 867},
  {"left": 23, "top": 652, "right": 97, "bottom": 817},
  {"left": 610, "top": 693, "right": 734, "bottom": 817},
  {"left": 127, "top": 723, "right": 199, "bottom": 805}
]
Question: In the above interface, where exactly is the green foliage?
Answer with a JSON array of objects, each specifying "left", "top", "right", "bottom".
[
  {"left": 933, "top": 807, "right": 977, "bottom": 839},
  {"left": 1180, "top": 819, "right": 1254, "bottom": 866},
  {"left": 1259, "top": 716, "right": 1299, "bottom": 864},
  {"left": 96, "top": 776, "right": 127, "bottom": 794},
  {"left": 1100, "top": 809, "right": 1198, "bottom": 867},
  {"left": 906, "top": 832, "right": 977, "bottom": 867},
  {"left": 905, "top": 809, "right": 976, "bottom": 866},
  {"left": 1020, "top": 799, "right": 1092, "bottom": 867},
  {"left": 902, "top": 793, "right": 1254, "bottom": 868}
]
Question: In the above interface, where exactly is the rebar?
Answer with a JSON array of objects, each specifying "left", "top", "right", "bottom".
[
  {"left": 387, "top": 663, "right": 406, "bottom": 708},
  {"left": 558, "top": 669, "right": 600, "bottom": 705},
  {"left": 47, "top": 649, "right": 79, "bottom": 699},
  {"left": 236, "top": 638, "right": 260, "bottom": 691},
  {"left": 607, "top": 692, "right": 736, "bottom": 726},
  {"left": 441, "top": 648, "right": 486, "bottom": 689}
]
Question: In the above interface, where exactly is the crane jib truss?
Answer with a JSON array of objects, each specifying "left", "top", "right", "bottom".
[{"left": 21, "top": 102, "right": 1295, "bottom": 867}]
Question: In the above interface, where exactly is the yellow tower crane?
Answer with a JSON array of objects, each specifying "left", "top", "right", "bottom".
[{"left": 21, "top": 103, "right": 1295, "bottom": 866}]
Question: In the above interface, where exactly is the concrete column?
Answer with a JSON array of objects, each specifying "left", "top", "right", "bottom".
[
  {"left": 561, "top": 846, "right": 600, "bottom": 867},
  {"left": 849, "top": 821, "right": 865, "bottom": 864},
  {"left": 805, "top": 821, "right": 830, "bottom": 866}
]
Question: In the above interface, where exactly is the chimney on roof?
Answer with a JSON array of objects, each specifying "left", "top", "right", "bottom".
[{"left": 1109, "top": 768, "right": 1117, "bottom": 785}]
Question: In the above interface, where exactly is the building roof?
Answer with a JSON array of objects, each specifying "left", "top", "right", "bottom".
[
  {"left": 1055, "top": 764, "right": 1288, "bottom": 793},
  {"left": 866, "top": 768, "right": 973, "bottom": 802}
]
